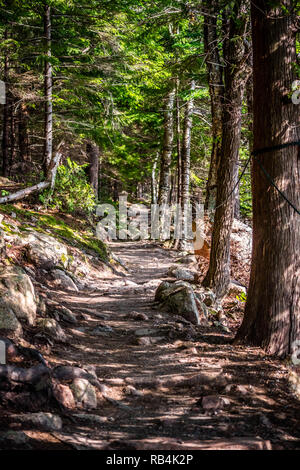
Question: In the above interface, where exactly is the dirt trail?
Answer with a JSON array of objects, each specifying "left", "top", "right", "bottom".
[{"left": 20, "top": 242, "right": 300, "bottom": 449}]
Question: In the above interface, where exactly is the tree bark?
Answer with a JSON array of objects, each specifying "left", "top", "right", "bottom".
[
  {"left": 10, "top": 97, "right": 16, "bottom": 171},
  {"left": 170, "top": 171, "right": 177, "bottom": 204},
  {"left": 158, "top": 87, "right": 175, "bottom": 205},
  {"left": 203, "top": 0, "right": 224, "bottom": 212},
  {"left": 18, "top": 103, "right": 30, "bottom": 162},
  {"left": 202, "top": 2, "right": 249, "bottom": 298},
  {"left": 151, "top": 152, "right": 159, "bottom": 204},
  {"left": 43, "top": 4, "right": 53, "bottom": 174},
  {"left": 1, "top": 29, "right": 9, "bottom": 177},
  {"left": 181, "top": 80, "right": 195, "bottom": 242},
  {"left": 86, "top": 142, "right": 99, "bottom": 197},
  {"left": 176, "top": 79, "right": 182, "bottom": 205},
  {"left": 234, "top": 160, "right": 240, "bottom": 219},
  {"left": 235, "top": 0, "right": 300, "bottom": 357}
]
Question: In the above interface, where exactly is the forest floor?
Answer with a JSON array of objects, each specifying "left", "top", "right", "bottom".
[{"left": 2, "top": 240, "right": 299, "bottom": 450}]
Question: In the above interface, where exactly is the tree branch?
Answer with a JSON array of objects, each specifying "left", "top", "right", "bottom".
[{"left": 0, "top": 144, "right": 63, "bottom": 204}]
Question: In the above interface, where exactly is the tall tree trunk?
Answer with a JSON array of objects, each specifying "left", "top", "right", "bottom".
[
  {"left": 203, "top": 2, "right": 249, "bottom": 298},
  {"left": 170, "top": 171, "right": 177, "bottom": 204},
  {"left": 158, "top": 87, "right": 175, "bottom": 205},
  {"left": 235, "top": 0, "right": 300, "bottom": 357},
  {"left": 1, "top": 28, "right": 9, "bottom": 176},
  {"left": 18, "top": 103, "right": 29, "bottom": 162},
  {"left": 176, "top": 79, "right": 182, "bottom": 205},
  {"left": 181, "top": 80, "right": 195, "bottom": 242},
  {"left": 86, "top": 142, "right": 99, "bottom": 197},
  {"left": 151, "top": 152, "right": 159, "bottom": 204},
  {"left": 203, "top": 0, "right": 223, "bottom": 212},
  {"left": 10, "top": 97, "right": 16, "bottom": 172},
  {"left": 43, "top": 3, "right": 53, "bottom": 174},
  {"left": 234, "top": 160, "right": 240, "bottom": 219}
]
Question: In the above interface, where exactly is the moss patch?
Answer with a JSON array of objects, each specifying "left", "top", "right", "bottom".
[{"left": 0, "top": 204, "right": 109, "bottom": 262}]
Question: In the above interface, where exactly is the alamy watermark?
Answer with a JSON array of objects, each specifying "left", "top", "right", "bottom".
[
  {"left": 291, "top": 340, "right": 300, "bottom": 366},
  {"left": 292, "top": 80, "right": 300, "bottom": 105},
  {"left": 0, "top": 340, "right": 5, "bottom": 365},
  {"left": 95, "top": 195, "right": 205, "bottom": 246},
  {"left": 0, "top": 80, "right": 5, "bottom": 105}
]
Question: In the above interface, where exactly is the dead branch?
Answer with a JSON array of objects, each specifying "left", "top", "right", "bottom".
[{"left": 0, "top": 144, "right": 63, "bottom": 204}]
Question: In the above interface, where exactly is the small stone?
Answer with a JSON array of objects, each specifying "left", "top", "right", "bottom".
[
  {"left": 236, "top": 385, "right": 249, "bottom": 395},
  {"left": 71, "top": 378, "right": 97, "bottom": 409},
  {"left": 134, "top": 328, "right": 156, "bottom": 336},
  {"left": 136, "top": 336, "right": 151, "bottom": 346},
  {"left": 175, "top": 255, "right": 197, "bottom": 265},
  {"left": 73, "top": 413, "right": 108, "bottom": 424},
  {"left": 124, "top": 279, "right": 138, "bottom": 287},
  {"left": 125, "top": 385, "right": 144, "bottom": 397},
  {"left": 201, "top": 395, "right": 231, "bottom": 410},
  {"left": 224, "top": 384, "right": 248, "bottom": 396},
  {"left": 56, "top": 306, "right": 77, "bottom": 324},
  {"left": 184, "top": 347, "right": 198, "bottom": 355},
  {"left": 53, "top": 383, "right": 75, "bottom": 409},
  {"left": 168, "top": 266, "right": 195, "bottom": 281},
  {"left": 37, "top": 317, "right": 67, "bottom": 342},
  {"left": 91, "top": 325, "right": 113, "bottom": 336},
  {"left": 126, "top": 311, "right": 148, "bottom": 321},
  {"left": 51, "top": 269, "right": 78, "bottom": 292}
]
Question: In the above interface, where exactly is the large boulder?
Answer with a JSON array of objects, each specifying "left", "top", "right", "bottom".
[
  {"left": 0, "top": 302, "right": 23, "bottom": 336},
  {"left": 155, "top": 281, "right": 201, "bottom": 325},
  {"left": 0, "top": 265, "right": 37, "bottom": 328},
  {"left": 24, "top": 231, "right": 68, "bottom": 269}
]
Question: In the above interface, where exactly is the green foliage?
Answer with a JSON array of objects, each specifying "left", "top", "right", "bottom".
[
  {"left": 0, "top": 0, "right": 257, "bottom": 218},
  {"left": 40, "top": 159, "right": 96, "bottom": 215},
  {"left": 236, "top": 292, "right": 247, "bottom": 303}
]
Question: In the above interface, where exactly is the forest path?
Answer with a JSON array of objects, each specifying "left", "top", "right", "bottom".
[{"left": 38, "top": 242, "right": 299, "bottom": 450}]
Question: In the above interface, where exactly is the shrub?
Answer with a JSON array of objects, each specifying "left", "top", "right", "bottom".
[{"left": 40, "top": 158, "right": 96, "bottom": 215}]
